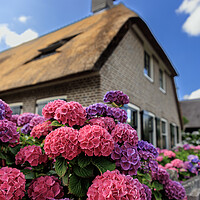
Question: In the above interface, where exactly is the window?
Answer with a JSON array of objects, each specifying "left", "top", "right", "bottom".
[
  {"left": 144, "top": 51, "right": 153, "bottom": 81},
  {"left": 161, "top": 119, "right": 168, "bottom": 149},
  {"left": 9, "top": 103, "right": 23, "bottom": 115},
  {"left": 170, "top": 123, "right": 177, "bottom": 149},
  {"left": 122, "top": 104, "right": 141, "bottom": 139},
  {"left": 36, "top": 96, "right": 67, "bottom": 116},
  {"left": 24, "top": 34, "right": 80, "bottom": 64},
  {"left": 141, "top": 111, "right": 156, "bottom": 146},
  {"left": 156, "top": 118, "right": 161, "bottom": 148},
  {"left": 176, "top": 126, "right": 180, "bottom": 144},
  {"left": 159, "top": 69, "right": 166, "bottom": 93}
]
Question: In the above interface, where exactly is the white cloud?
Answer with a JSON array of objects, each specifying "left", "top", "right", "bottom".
[
  {"left": 176, "top": 0, "right": 200, "bottom": 36},
  {"left": 18, "top": 15, "right": 29, "bottom": 23},
  {"left": 183, "top": 88, "right": 200, "bottom": 99},
  {"left": 0, "top": 24, "right": 38, "bottom": 48}
]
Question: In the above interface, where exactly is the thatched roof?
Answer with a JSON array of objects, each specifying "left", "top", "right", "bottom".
[
  {"left": 0, "top": 4, "right": 177, "bottom": 93},
  {"left": 180, "top": 99, "right": 200, "bottom": 129}
]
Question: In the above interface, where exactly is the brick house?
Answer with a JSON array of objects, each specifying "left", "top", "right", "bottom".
[{"left": 0, "top": 4, "right": 182, "bottom": 149}]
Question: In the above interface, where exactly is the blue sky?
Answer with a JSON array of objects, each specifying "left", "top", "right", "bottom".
[{"left": 0, "top": 0, "right": 200, "bottom": 100}]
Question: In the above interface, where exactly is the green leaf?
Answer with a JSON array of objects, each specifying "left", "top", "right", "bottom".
[
  {"left": 73, "top": 165, "right": 94, "bottom": 178},
  {"left": 137, "top": 170, "right": 144, "bottom": 177},
  {"left": 0, "top": 151, "right": 6, "bottom": 160},
  {"left": 62, "top": 170, "right": 70, "bottom": 186},
  {"left": 55, "top": 157, "right": 68, "bottom": 177},
  {"left": 51, "top": 120, "right": 65, "bottom": 127},
  {"left": 152, "top": 190, "right": 162, "bottom": 200},
  {"left": 143, "top": 173, "right": 152, "bottom": 181},
  {"left": 9, "top": 145, "right": 20, "bottom": 155},
  {"left": 47, "top": 170, "right": 57, "bottom": 176},
  {"left": 68, "top": 174, "right": 89, "bottom": 197},
  {"left": 152, "top": 181, "right": 163, "bottom": 191},
  {"left": 21, "top": 169, "right": 35, "bottom": 180},
  {"left": 92, "top": 157, "right": 115, "bottom": 174},
  {"left": 78, "top": 154, "right": 91, "bottom": 168}
]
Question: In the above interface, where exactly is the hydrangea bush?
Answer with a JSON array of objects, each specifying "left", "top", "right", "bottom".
[
  {"left": 0, "top": 90, "right": 187, "bottom": 200},
  {"left": 157, "top": 145, "right": 200, "bottom": 182}
]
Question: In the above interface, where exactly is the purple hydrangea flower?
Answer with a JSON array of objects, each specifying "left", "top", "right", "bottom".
[
  {"left": 183, "top": 144, "right": 191, "bottom": 150},
  {"left": 10, "top": 114, "right": 19, "bottom": 124},
  {"left": 111, "top": 142, "right": 140, "bottom": 176},
  {"left": 29, "top": 116, "right": 45, "bottom": 129},
  {"left": 103, "top": 90, "right": 129, "bottom": 106},
  {"left": 111, "top": 107, "right": 127, "bottom": 123},
  {"left": 86, "top": 104, "right": 127, "bottom": 123},
  {"left": 17, "top": 113, "right": 35, "bottom": 127},
  {"left": 164, "top": 180, "right": 186, "bottom": 200},
  {"left": 152, "top": 167, "right": 170, "bottom": 185},
  {"left": 137, "top": 140, "right": 158, "bottom": 158},
  {"left": 183, "top": 161, "right": 193, "bottom": 170},
  {"left": 0, "top": 99, "right": 12, "bottom": 120},
  {"left": 142, "top": 184, "right": 152, "bottom": 200},
  {"left": 21, "top": 123, "right": 31, "bottom": 134},
  {"left": 188, "top": 155, "right": 199, "bottom": 162},
  {"left": 0, "top": 119, "right": 19, "bottom": 143}
]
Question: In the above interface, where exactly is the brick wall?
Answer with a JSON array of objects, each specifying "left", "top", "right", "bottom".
[{"left": 0, "top": 75, "right": 102, "bottom": 113}]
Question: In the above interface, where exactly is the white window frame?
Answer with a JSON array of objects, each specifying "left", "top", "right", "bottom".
[
  {"left": 159, "top": 68, "right": 166, "bottom": 94},
  {"left": 144, "top": 50, "right": 154, "bottom": 83},
  {"left": 9, "top": 102, "right": 23, "bottom": 114},
  {"left": 127, "top": 103, "right": 141, "bottom": 140},
  {"left": 161, "top": 118, "right": 168, "bottom": 149},
  {"left": 35, "top": 96, "right": 67, "bottom": 114}
]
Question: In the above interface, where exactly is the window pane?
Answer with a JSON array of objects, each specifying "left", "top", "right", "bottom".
[
  {"left": 162, "top": 135, "right": 167, "bottom": 149},
  {"left": 170, "top": 124, "right": 175, "bottom": 148},
  {"left": 156, "top": 118, "right": 161, "bottom": 148},
  {"left": 177, "top": 126, "right": 180, "bottom": 144},
  {"left": 142, "top": 113, "right": 153, "bottom": 144},
  {"left": 159, "top": 69, "right": 163, "bottom": 89},
  {"left": 162, "top": 121, "right": 166, "bottom": 133},
  {"left": 144, "top": 51, "right": 151, "bottom": 77},
  {"left": 10, "top": 106, "right": 22, "bottom": 115}
]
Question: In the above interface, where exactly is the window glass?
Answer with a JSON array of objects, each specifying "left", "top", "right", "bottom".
[
  {"left": 159, "top": 69, "right": 164, "bottom": 89},
  {"left": 142, "top": 112, "right": 154, "bottom": 144},
  {"left": 122, "top": 105, "right": 138, "bottom": 132},
  {"left": 162, "top": 135, "right": 167, "bottom": 149},
  {"left": 144, "top": 51, "right": 151, "bottom": 77},
  {"left": 176, "top": 126, "right": 180, "bottom": 144},
  {"left": 161, "top": 120, "right": 167, "bottom": 149},
  {"left": 170, "top": 124, "right": 175, "bottom": 148},
  {"left": 156, "top": 118, "right": 161, "bottom": 148},
  {"left": 10, "top": 105, "right": 22, "bottom": 115}
]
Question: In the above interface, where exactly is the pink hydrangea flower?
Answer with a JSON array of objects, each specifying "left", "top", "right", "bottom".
[
  {"left": 15, "top": 145, "right": 48, "bottom": 167},
  {"left": 78, "top": 125, "right": 114, "bottom": 157},
  {"left": 171, "top": 159, "right": 184, "bottom": 168},
  {"left": 0, "top": 167, "right": 26, "bottom": 200},
  {"left": 44, "top": 127, "right": 81, "bottom": 160},
  {"left": 158, "top": 164, "right": 166, "bottom": 169},
  {"left": 168, "top": 167, "right": 179, "bottom": 173},
  {"left": 163, "top": 150, "right": 176, "bottom": 158},
  {"left": 30, "top": 121, "right": 53, "bottom": 139},
  {"left": 0, "top": 189, "right": 5, "bottom": 199},
  {"left": 89, "top": 117, "right": 116, "bottom": 132},
  {"left": 111, "top": 123, "right": 138, "bottom": 146},
  {"left": 87, "top": 170, "right": 147, "bottom": 200},
  {"left": 28, "top": 176, "right": 64, "bottom": 200},
  {"left": 29, "top": 115, "right": 45, "bottom": 129},
  {"left": 156, "top": 156, "right": 163, "bottom": 162},
  {"left": 42, "top": 99, "right": 67, "bottom": 120},
  {"left": 165, "top": 163, "right": 173, "bottom": 169},
  {"left": 55, "top": 101, "right": 86, "bottom": 127}
]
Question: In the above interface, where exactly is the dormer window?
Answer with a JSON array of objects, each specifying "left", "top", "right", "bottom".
[{"left": 24, "top": 34, "right": 80, "bottom": 64}]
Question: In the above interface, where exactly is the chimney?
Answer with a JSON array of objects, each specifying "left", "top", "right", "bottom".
[{"left": 92, "top": 0, "right": 114, "bottom": 13}]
